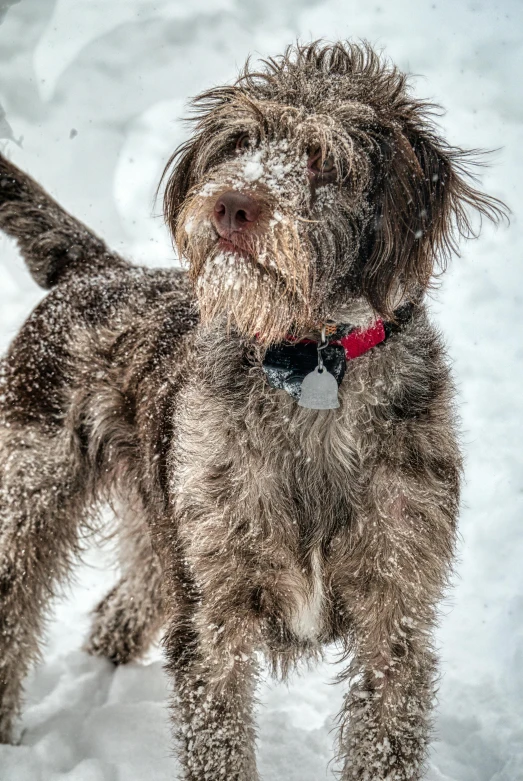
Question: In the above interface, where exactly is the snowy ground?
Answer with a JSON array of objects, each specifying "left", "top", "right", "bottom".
[{"left": 0, "top": 1, "right": 522, "bottom": 779}]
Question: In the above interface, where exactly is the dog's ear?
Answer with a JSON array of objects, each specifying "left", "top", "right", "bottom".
[
  {"left": 161, "top": 137, "right": 201, "bottom": 240},
  {"left": 361, "top": 121, "right": 507, "bottom": 317}
]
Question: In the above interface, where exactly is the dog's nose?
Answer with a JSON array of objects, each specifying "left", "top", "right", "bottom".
[{"left": 213, "top": 190, "right": 261, "bottom": 234}]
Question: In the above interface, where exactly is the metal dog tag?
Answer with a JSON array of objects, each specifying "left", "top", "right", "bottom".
[
  {"left": 298, "top": 366, "right": 340, "bottom": 410},
  {"left": 298, "top": 324, "right": 340, "bottom": 410}
]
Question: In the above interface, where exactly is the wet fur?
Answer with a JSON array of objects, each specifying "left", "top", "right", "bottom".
[{"left": 0, "top": 42, "right": 506, "bottom": 780}]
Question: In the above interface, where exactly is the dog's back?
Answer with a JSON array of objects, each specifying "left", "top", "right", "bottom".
[{"left": 0, "top": 152, "right": 197, "bottom": 450}]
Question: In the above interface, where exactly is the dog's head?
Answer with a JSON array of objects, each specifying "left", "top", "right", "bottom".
[{"left": 162, "top": 41, "right": 505, "bottom": 343}]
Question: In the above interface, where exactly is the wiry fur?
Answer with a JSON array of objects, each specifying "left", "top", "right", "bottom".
[{"left": 0, "top": 41, "right": 506, "bottom": 780}]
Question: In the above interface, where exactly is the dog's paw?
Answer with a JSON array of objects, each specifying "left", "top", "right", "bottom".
[
  {"left": 85, "top": 615, "right": 142, "bottom": 666},
  {"left": 84, "top": 584, "right": 159, "bottom": 665},
  {"left": 0, "top": 713, "right": 23, "bottom": 746}
]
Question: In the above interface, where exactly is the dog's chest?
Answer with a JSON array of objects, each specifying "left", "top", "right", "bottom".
[
  {"left": 248, "top": 396, "right": 365, "bottom": 642},
  {"left": 287, "top": 547, "right": 325, "bottom": 641},
  {"left": 177, "top": 357, "right": 378, "bottom": 645}
]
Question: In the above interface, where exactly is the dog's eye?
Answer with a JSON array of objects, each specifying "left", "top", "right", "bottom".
[
  {"left": 308, "top": 148, "right": 336, "bottom": 181},
  {"left": 320, "top": 157, "right": 335, "bottom": 172},
  {"left": 235, "top": 133, "right": 253, "bottom": 153},
  {"left": 311, "top": 156, "right": 335, "bottom": 173}
]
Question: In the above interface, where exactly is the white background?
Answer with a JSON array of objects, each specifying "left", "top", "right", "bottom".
[{"left": 0, "top": 1, "right": 521, "bottom": 779}]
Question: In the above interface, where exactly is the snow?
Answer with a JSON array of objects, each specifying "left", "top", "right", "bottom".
[
  {"left": 0, "top": 0, "right": 522, "bottom": 779},
  {"left": 236, "top": 141, "right": 303, "bottom": 195}
]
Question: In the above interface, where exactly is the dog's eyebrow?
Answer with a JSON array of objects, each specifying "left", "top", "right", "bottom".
[{"left": 330, "top": 101, "right": 378, "bottom": 124}]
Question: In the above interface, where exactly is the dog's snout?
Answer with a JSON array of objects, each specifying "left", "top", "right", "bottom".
[{"left": 213, "top": 190, "right": 261, "bottom": 234}]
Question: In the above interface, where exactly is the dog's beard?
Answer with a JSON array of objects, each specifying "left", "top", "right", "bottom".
[{"left": 176, "top": 204, "right": 313, "bottom": 344}]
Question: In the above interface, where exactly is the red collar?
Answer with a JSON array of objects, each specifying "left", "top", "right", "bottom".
[{"left": 290, "top": 319, "right": 386, "bottom": 360}]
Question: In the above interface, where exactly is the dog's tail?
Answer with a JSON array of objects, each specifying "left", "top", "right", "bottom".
[{"left": 0, "top": 152, "right": 129, "bottom": 289}]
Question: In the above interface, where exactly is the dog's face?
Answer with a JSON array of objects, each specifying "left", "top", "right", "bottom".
[{"left": 163, "top": 42, "right": 503, "bottom": 343}]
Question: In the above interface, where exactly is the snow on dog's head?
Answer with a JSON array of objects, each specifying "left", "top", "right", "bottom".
[{"left": 162, "top": 41, "right": 505, "bottom": 344}]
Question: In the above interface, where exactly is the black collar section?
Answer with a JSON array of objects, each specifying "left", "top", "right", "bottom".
[{"left": 262, "top": 302, "right": 415, "bottom": 402}]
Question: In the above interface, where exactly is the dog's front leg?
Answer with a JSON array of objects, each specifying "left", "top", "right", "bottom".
[
  {"left": 163, "top": 590, "right": 259, "bottom": 781},
  {"left": 339, "top": 605, "right": 438, "bottom": 781},
  {"left": 158, "top": 513, "right": 261, "bottom": 781},
  {"left": 336, "top": 466, "right": 458, "bottom": 781}
]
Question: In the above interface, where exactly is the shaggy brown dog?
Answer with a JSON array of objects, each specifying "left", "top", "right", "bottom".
[{"left": 0, "top": 42, "right": 505, "bottom": 780}]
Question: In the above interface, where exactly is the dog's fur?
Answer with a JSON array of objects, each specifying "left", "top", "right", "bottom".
[{"left": 0, "top": 42, "right": 506, "bottom": 780}]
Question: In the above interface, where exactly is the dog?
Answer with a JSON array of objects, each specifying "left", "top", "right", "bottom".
[{"left": 0, "top": 42, "right": 505, "bottom": 780}]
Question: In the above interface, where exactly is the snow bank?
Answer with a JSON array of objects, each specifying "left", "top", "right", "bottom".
[{"left": 0, "top": 0, "right": 521, "bottom": 778}]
